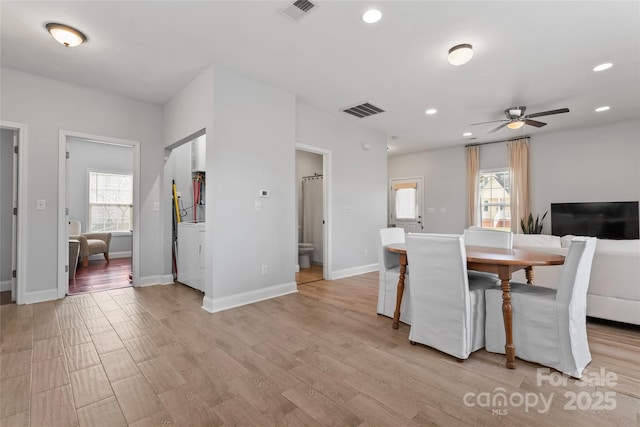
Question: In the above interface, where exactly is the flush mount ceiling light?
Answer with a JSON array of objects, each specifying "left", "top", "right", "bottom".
[
  {"left": 425, "top": 108, "right": 437, "bottom": 115},
  {"left": 507, "top": 121, "right": 525, "bottom": 130},
  {"left": 362, "top": 9, "right": 382, "bottom": 23},
  {"left": 463, "top": 132, "right": 472, "bottom": 137},
  {"left": 447, "top": 43, "right": 473, "bottom": 66},
  {"left": 595, "top": 106, "right": 610, "bottom": 112},
  {"left": 46, "top": 23, "right": 86, "bottom": 47},
  {"left": 593, "top": 63, "right": 613, "bottom": 72}
]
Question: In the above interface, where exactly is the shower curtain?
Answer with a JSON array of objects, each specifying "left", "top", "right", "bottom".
[{"left": 302, "top": 176, "right": 324, "bottom": 264}]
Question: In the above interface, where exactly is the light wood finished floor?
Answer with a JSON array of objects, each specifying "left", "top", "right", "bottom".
[
  {"left": 296, "top": 264, "right": 323, "bottom": 285},
  {"left": 1, "top": 272, "right": 638, "bottom": 426}
]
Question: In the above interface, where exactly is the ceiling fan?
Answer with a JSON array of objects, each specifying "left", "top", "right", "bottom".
[{"left": 470, "top": 106, "right": 570, "bottom": 134}]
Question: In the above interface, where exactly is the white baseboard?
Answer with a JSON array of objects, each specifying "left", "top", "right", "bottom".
[
  {"left": 332, "top": 263, "right": 378, "bottom": 280},
  {"left": 88, "top": 251, "right": 131, "bottom": 260},
  {"left": 201, "top": 282, "right": 297, "bottom": 314},
  {"left": 136, "top": 274, "right": 174, "bottom": 287},
  {"left": 0, "top": 280, "right": 11, "bottom": 292},
  {"left": 23, "top": 289, "right": 60, "bottom": 304}
]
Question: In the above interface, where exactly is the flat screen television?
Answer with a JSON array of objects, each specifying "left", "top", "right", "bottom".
[{"left": 551, "top": 201, "right": 639, "bottom": 240}]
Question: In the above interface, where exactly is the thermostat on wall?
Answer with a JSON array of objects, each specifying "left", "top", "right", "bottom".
[{"left": 259, "top": 189, "right": 269, "bottom": 197}]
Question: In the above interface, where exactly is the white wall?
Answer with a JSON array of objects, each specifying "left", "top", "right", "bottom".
[
  {"left": 163, "top": 66, "right": 214, "bottom": 282},
  {"left": 209, "top": 66, "right": 296, "bottom": 302},
  {"left": 388, "top": 118, "right": 640, "bottom": 234},
  {"left": 0, "top": 128, "right": 14, "bottom": 286},
  {"left": 0, "top": 68, "right": 165, "bottom": 301},
  {"left": 163, "top": 65, "right": 388, "bottom": 311},
  {"left": 388, "top": 145, "right": 467, "bottom": 233},
  {"left": 296, "top": 102, "right": 388, "bottom": 275},
  {"left": 67, "top": 138, "right": 133, "bottom": 254}
]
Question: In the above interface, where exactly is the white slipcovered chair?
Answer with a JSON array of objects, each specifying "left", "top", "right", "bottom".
[
  {"left": 68, "top": 218, "right": 111, "bottom": 268},
  {"left": 484, "top": 236, "right": 597, "bottom": 378},
  {"left": 463, "top": 227, "right": 512, "bottom": 284},
  {"left": 405, "top": 233, "right": 498, "bottom": 360},
  {"left": 376, "top": 228, "right": 411, "bottom": 324}
]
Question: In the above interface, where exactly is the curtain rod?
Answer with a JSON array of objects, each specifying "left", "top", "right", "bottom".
[
  {"left": 302, "top": 174, "right": 323, "bottom": 179},
  {"left": 465, "top": 136, "right": 530, "bottom": 148}
]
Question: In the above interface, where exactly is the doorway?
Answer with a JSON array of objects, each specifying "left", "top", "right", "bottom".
[
  {"left": 0, "top": 128, "right": 17, "bottom": 303},
  {"left": 389, "top": 176, "right": 424, "bottom": 233},
  {"left": 58, "top": 131, "right": 141, "bottom": 297},
  {"left": 0, "top": 121, "right": 26, "bottom": 305},
  {"left": 295, "top": 145, "right": 331, "bottom": 284}
]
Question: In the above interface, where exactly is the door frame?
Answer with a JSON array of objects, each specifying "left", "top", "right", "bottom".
[
  {"left": 295, "top": 143, "right": 332, "bottom": 280},
  {"left": 0, "top": 121, "right": 27, "bottom": 304},
  {"left": 57, "top": 130, "right": 141, "bottom": 297}
]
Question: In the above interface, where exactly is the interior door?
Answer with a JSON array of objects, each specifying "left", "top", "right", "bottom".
[{"left": 389, "top": 177, "right": 424, "bottom": 233}]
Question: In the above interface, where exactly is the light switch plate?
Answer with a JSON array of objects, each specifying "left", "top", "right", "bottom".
[{"left": 36, "top": 199, "right": 45, "bottom": 210}]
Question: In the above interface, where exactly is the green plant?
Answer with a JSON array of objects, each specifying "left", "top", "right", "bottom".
[{"left": 521, "top": 211, "right": 548, "bottom": 234}]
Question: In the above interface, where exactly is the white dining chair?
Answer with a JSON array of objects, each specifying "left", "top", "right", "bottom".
[
  {"left": 463, "top": 227, "right": 512, "bottom": 284},
  {"left": 405, "top": 233, "right": 498, "bottom": 360},
  {"left": 484, "top": 236, "right": 597, "bottom": 378},
  {"left": 376, "top": 228, "right": 411, "bottom": 324}
]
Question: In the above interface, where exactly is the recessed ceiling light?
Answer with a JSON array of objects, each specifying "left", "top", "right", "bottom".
[
  {"left": 362, "top": 9, "right": 382, "bottom": 24},
  {"left": 463, "top": 132, "right": 472, "bottom": 137},
  {"left": 595, "top": 106, "right": 610, "bottom": 112},
  {"left": 425, "top": 109, "right": 437, "bottom": 115},
  {"left": 593, "top": 63, "right": 613, "bottom": 72},
  {"left": 447, "top": 43, "right": 473, "bottom": 66},
  {"left": 46, "top": 23, "right": 86, "bottom": 47}
]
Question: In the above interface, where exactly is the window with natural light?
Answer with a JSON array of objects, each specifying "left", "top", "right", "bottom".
[
  {"left": 89, "top": 171, "right": 133, "bottom": 233},
  {"left": 395, "top": 187, "right": 417, "bottom": 220},
  {"left": 479, "top": 169, "right": 510, "bottom": 230}
]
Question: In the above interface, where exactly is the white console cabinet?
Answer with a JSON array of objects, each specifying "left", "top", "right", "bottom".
[{"left": 177, "top": 222, "right": 205, "bottom": 291}]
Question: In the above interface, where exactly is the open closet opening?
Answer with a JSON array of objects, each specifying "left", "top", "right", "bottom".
[{"left": 165, "top": 129, "right": 206, "bottom": 293}]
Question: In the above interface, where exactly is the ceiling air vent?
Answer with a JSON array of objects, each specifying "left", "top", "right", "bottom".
[
  {"left": 278, "top": 0, "right": 318, "bottom": 22},
  {"left": 342, "top": 102, "right": 386, "bottom": 118}
]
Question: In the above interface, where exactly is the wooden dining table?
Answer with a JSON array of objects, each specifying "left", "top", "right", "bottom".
[{"left": 385, "top": 242, "right": 565, "bottom": 369}]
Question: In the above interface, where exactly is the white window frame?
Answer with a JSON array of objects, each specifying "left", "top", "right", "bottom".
[
  {"left": 478, "top": 168, "right": 511, "bottom": 231},
  {"left": 87, "top": 169, "right": 133, "bottom": 236}
]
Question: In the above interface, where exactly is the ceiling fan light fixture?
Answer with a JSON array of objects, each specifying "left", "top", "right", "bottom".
[
  {"left": 46, "top": 23, "right": 86, "bottom": 47},
  {"left": 595, "top": 106, "right": 610, "bottom": 112},
  {"left": 593, "top": 63, "right": 613, "bottom": 72},
  {"left": 362, "top": 9, "right": 382, "bottom": 24},
  {"left": 507, "top": 121, "right": 525, "bottom": 130},
  {"left": 447, "top": 43, "right": 473, "bottom": 66}
]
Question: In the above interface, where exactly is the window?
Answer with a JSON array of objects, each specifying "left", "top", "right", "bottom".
[
  {"left": 389, "top": 177, "right": 423, "bottom": 233},
  {"left": 89, "top": 171, "right": 133, "bottom": 233},
  {"left": 479, "top": 169, "right": 510, "bottom": 231},
  {"left": 395, "top": 187, "right": 417, "bottom": 220}
]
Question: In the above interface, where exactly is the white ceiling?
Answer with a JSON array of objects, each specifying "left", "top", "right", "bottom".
[{"left": 2, "top": 1, "right": 639, "bottom": 155}]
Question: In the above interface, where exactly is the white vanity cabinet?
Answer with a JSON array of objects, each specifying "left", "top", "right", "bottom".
[{"left": 177, "top": 222, "right": 205, "bottom": 291}]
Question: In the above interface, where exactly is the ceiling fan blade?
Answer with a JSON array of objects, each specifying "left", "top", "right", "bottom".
[
  {"left": 524, "top": 108, "right": 569, "bottom": 119},
  {"left": 524, "top": 119, "right": 547, "bottom": 128},
  {"left": 469, "top": 119, "right": 508, "bottom": 126},
  {"left": 488, "top": 123, "right": 509, "bottom": 134}
]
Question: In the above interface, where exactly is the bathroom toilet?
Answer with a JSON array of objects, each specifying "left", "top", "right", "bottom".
[{"left": 298, "top": 243, "right": 314, "bottom": 269}]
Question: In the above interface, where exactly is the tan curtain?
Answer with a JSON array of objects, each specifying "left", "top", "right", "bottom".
[
  {"left": 466, "top": 146, "right": 479, "bottom": 227},
  {"left": 508, "top": 138, "right": 530, "bottom": 234}
]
